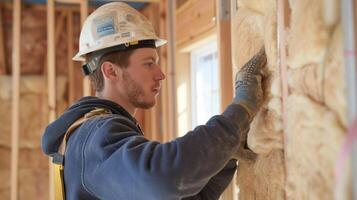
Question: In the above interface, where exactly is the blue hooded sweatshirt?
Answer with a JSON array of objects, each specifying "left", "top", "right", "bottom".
[{"left": 41, "top": 96, "right": 251, "bottom": 200}]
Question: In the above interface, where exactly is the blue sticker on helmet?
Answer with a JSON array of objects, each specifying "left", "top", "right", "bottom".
[{"left": 95, "top": 16, "right": 115, "bottom": 38}]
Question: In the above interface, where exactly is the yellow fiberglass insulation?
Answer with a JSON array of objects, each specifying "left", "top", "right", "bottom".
[
  {"left": 285, "top": 94, "right": 345, "bottom": 200},
  {"left": 232, "top": 0, "right": 348, "bottom": 199},
  {"left": 0, "top": 76, "right": 68, "bottom": 200}
]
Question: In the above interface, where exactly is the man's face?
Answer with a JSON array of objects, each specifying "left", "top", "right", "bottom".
[{"left": 116, "top": 48, "right": 165, "bottom": 109}]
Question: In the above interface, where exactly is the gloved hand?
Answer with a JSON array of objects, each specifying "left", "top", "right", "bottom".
[
  {"left": 232, "top": 47, "right": 267, "bottom": 161},
  {"left": 233, "top": 47, "right": 266, "bottom": 119}
]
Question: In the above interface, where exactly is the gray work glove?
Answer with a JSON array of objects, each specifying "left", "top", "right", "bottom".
[
  {"left": 233, "top": 47, "right": 267, "bottom": 161},
  {"left": 233, "top": 47, "right": 266, "bottom": 119}
]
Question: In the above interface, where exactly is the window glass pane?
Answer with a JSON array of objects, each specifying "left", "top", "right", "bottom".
[{"left": 191, "top": 41, "right": 219, "bottom": 128}]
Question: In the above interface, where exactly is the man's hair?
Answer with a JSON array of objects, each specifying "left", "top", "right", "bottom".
[{"left": 89, "top": 50, "right": 134, "bottom": 92}]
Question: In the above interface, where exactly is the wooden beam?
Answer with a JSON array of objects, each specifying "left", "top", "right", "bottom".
[
  {"left": 159, "top": 0, "right": 177, "bottom": 141},
  {"left": 80, "top": 0, "right": 91, "bottom": 97},
  {"left": 2, "top": 2, "right": 93, "bottom": 13},
  {"left": 216, "top": 0, "right": 233, "bottom": 111},
  {"left": 67, "top": 10, "right": 75, "bottom": 103},
  {"left": 216, "top": 1, "right": 235, "bottom": 199},
  {"left": 159, "top": 0, "right": 169, "bottom": 142},
  {"left": 0, "top": 6, "right": 6, "bottom": 74},
  {"left": 11, "top": 1, "right": 21, "bottom": 200},
  {"left": 47, "top": 1, "right": 56, "bottom": 200},
  {"left": 166, "top": 0, "right": 177, "bottom": 140},
  {"left": 48, "top": 0, "right": 56, "bottom": 123}
]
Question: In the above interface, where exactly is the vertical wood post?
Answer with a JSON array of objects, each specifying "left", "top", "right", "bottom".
[
  {"left": 11, "top": 1, "right": 21, "bottom": 199},
  {"left": 166, "top": 0, "right": 177, "bottom": 140},
  {"left": 47, "top": 0, "right": 56, "bottom": 199},
  {"left": 159, "top": 0, "right": 169, "bottom": 141},
  {"left": 67, "top": 10, "right": 75, "bottom": 103},
  {"left": 80, "top": 0, "right": 91, "bottom": 96},
  {"left": 216, "top": 1, "right": 234, "bottom": 199},
  {"left": 216, "top": 0, "right": 233, "bottom": 111}
]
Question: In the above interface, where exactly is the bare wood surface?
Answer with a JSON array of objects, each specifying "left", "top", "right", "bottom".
[
  {"left": 166, "top": 0, "right": 177, "bottom": 140},
  {"left": 80, "top": 0, "right": 91, "bottom": 97},
  {"left": 11, "top": 1, "right": 21, "bottom": 200},
  {"left": 67, "top": 10, "right": 75, "bottom": 103},
  {"left": 47, "top": 1, "right": 56, "bottom": 200},
  {"left": 216, "top": 0, "right": 233, "bottom": 111},
  {"left": 216, "top": 1, "right": 234, "bottom": 199}
]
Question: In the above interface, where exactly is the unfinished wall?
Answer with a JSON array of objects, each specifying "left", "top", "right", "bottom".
[
  {"left": 232, "top": 0, "right": 347, "bottom": 199},
  {"left": 0, "top": 75, "right": 67, "bottom": 200},
  {"left": 0, "top": 3, "right": 81, "bottom": 200}
]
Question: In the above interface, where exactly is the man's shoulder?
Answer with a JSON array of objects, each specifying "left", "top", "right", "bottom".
[{"left": 85, "top": 113, "right": 141, "bottom": 134}]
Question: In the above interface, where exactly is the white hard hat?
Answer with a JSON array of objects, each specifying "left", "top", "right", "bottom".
[{"left": 73, "top": 2, "right": 167, "bottom": 62}]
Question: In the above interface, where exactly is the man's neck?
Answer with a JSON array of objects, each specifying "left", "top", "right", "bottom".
[{"left": 95, "top": 92, "right": 136, "bottom": 116}]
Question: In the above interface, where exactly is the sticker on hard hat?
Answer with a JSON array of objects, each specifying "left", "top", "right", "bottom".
[
  {"left": 94, "top": 15, "right": 116, "bottom": 38},
  {"left": 121, "top": 32, "right": 132, "bottom": 38}
]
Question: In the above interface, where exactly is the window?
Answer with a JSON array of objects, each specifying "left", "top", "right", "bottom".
[{"left": 190, "top": 41, "right": 220, "bottom": 127}]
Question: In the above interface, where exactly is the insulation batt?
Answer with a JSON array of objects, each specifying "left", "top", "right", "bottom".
[
  {"left": 285, "top": 94, "right": 345, "bottom": 200},
  {"left": 287, "top": 25, "right": 346, "bottom": 127},
  {"left": 0, "top": 76, "right": 67, "bottom": 200},
  {"left": 233, "top": 0, "right": 285, "bottom": 199},
  {"left": 287, "top": 0, "right": 332, "bottom": 69},
  {"left": 233, "top": 0, "right": 348, "bottom": 199},
  {"left": 3, "top": 6, "right": 79, "bottom": 75}
]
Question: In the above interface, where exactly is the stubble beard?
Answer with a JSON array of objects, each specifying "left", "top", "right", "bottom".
[{"left": 122, "top": 70, "right": 156, "bottom": 109}]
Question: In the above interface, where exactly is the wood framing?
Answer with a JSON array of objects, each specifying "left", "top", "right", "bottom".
[
  {"left": 216, "top": 1, "right": 235, "bottom": 199},
  {"left": 2, "top": 2, "right": 91, "bottom": 13},
  {"left": 11, "top": 1, "right": 21, "bottom": 200},
  {"left": 47, "top": 0, "right": 56, "bottom": 122},
  {"left": 159, "top": 0, "right": 169, "bottom": 141},
  {"left": 80, "top": 1, "right": 91, "bottom": 97},
  {"left": 176, "top": 0, "right": 216, "bottom": 47},
  {"left": 47, "top": 1, "right": 56, "bottom": 200},
  {"left": 166, "top": 0, "right": 177, "bottom": 140},
  {"left": 216, "top": 0, "right": 233, "bottom": 111},
  {"left": 67, "top": 10, "right": 75, "bottom": 103},
  {"left": 0, "top": 5, "right": 6, "bottom": 74}
]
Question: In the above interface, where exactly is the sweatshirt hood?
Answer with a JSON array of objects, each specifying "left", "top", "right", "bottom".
[{"left": 41, "top": 96, "right": 135, "bottom": 157}]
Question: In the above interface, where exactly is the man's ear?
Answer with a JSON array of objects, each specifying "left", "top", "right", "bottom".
[{"left": 101, "top": 62, "right": 121, "bottom": 81}]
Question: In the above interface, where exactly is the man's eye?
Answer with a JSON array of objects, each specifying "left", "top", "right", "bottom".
[{"left": 145, "top": 63, "right": 154, "bottom": 67}]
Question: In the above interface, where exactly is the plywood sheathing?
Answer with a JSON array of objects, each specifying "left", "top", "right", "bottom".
[{"left": 232, "top": 0, "right": 347, "bottom": 199}]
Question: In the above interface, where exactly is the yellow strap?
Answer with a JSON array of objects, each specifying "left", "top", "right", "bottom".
[
  {"left": 53, "top": 107, "right": 112, "bottom": 200},
  {"left": 53, "top": 163, "right": 65, "bottom": 200}
]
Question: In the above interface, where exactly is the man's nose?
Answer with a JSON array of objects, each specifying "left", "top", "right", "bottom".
[{"left": 155, "top": 66, "right": 166, "bottom": 81}]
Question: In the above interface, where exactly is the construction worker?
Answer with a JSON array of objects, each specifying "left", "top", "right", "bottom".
[{"left": 41, "top": 2, "right": 266, "bottom": 200}]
